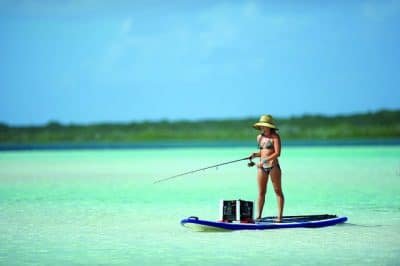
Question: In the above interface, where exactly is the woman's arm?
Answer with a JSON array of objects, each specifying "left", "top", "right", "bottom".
[
  {"left": 266, "top": 134, "right": 281, "bottom": 161},
  {"left": 250, "top": 134, "right": 263, "bottom": 158}
]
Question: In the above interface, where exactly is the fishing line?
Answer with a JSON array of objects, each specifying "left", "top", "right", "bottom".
[{"left": 153, "top": 156, "right": 254, "bottom": 184}]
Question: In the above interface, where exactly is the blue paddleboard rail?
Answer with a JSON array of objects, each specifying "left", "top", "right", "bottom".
[{"left": 181, "top": 214, "right": 347, "bottom": 231}]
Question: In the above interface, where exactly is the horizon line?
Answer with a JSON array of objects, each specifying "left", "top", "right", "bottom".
[{"left": 1, "top": 108, "right": 398, "bottom": 128}]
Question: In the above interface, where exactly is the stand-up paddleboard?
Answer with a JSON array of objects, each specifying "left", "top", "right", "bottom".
[{"left": 181, "top": 214, "right": 347, "bottom": 232}]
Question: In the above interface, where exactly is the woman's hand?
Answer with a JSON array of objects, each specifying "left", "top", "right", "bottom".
[
  {"left": 258, "top": 159, "right": 274, "bottom": 168},
  {"left": 267, "top": 159, "right": 276, "bottom": 167},
  {"left": 250, "top": 152, "right": 259, "bottom": 159}
]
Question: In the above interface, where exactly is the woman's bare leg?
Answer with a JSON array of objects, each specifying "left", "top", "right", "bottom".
[
  {"left": 270, "top": 166, "right": 284, "bottom": 221},
  {"left": 256, "top": 168, "right": 268, "bottom": 219}
]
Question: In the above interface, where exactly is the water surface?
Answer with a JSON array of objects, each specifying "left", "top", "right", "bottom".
[{"left": 0, "top": 146, "right": 399, "bottom": 265}]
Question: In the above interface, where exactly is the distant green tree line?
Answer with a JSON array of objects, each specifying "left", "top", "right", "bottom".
[{"left": 0, "top": 110, "right": 399, "bottom": 144}]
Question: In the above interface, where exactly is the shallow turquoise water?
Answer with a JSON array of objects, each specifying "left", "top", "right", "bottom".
[{"left": 0, "top": 146, "right": 399, "bottom": 265}]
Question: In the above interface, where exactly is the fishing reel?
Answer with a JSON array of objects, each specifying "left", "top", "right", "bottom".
[{"left": 247, "top": 157, "right": 255, "bottom": 167}]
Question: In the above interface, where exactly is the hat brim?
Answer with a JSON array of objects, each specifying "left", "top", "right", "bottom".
[{"left": 253, "top": 122, "right": 278, "bottom": 130}]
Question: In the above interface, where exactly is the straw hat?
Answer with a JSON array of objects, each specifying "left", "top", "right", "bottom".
[{"left": 253, "top": 114, "right": 278, "bottom": 130}]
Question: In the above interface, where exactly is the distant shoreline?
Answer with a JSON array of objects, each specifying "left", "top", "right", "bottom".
[
  {"left": 1, "top": 110, "right": 399, "bottom": 146},
  {"left": 1, "top": 139, "right": 399, "bottom": 151}
]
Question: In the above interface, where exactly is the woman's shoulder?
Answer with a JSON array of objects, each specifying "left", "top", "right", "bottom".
[{"left": 271, "top": 132, "right": 280, "bottom": 140}]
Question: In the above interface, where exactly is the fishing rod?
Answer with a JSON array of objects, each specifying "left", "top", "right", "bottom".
[{"left": 153, "top": 156, "right": 255, "bottom": 184}]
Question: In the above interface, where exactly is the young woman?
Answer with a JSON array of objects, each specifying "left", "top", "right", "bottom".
[{"left": 250, "top": 115, "right": 284, "bottom": 222}]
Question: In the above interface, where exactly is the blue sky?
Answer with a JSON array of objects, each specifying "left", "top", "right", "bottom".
[{"left": 1, "top": 1, "right": 399, "bottom": 125}]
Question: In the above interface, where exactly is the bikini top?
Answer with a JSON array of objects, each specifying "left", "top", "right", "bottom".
[{"left": 258, "top": 135, "right": 274, "bottom": 150}]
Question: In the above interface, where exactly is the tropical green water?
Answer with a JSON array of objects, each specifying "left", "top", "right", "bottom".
[{"left": 0, "top": 146, "right": 399, "bottom": 265}]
